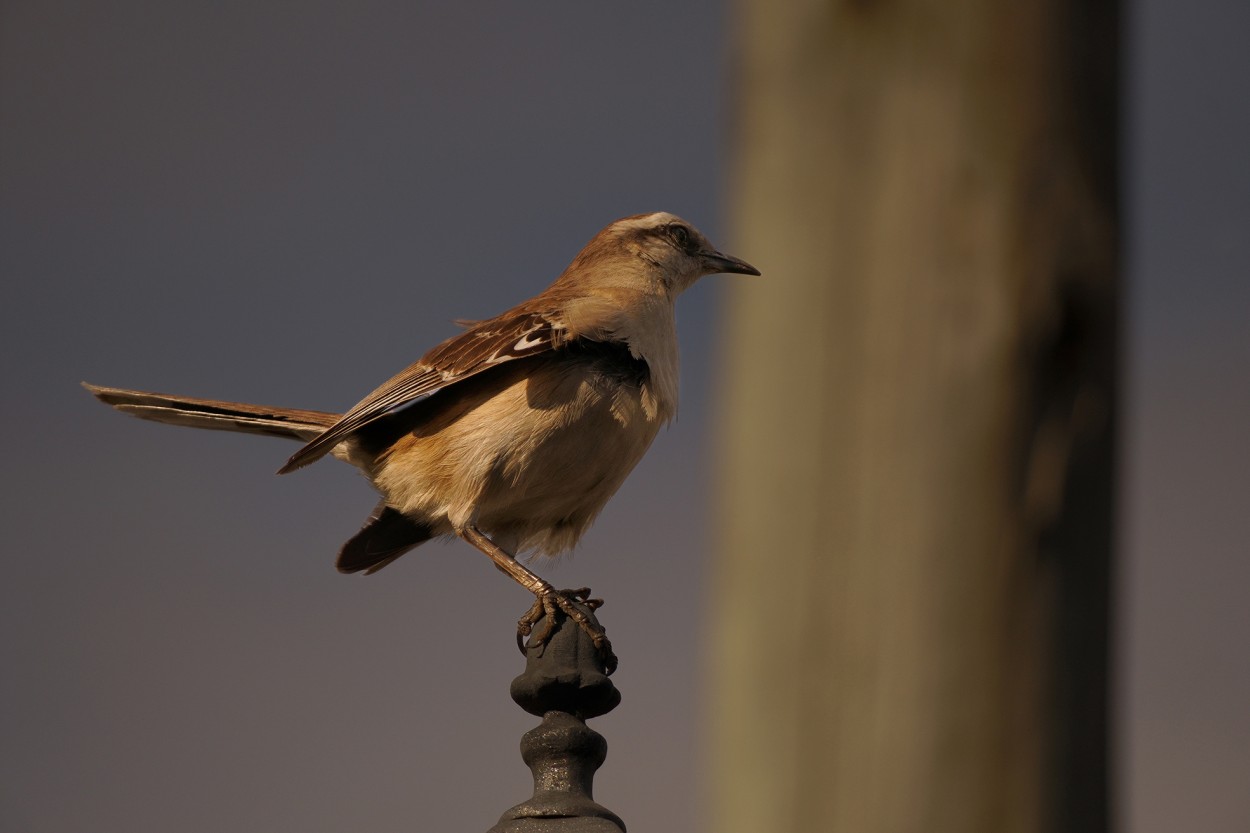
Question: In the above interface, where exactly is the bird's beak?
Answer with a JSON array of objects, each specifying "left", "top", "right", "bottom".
[{"left": 701, "top": 249, "right": 761, "bottom": 276}]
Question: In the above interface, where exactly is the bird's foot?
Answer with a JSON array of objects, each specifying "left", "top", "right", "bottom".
[{"left": 516, "top": 586, "right": 617, "bottom": 674}]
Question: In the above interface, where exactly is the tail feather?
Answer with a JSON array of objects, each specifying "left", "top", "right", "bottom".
[
  {"left": 338, "top": 501, "right": 436, "bottom": 574},
  {"left": 83, "top": 382, "right": 339, "bottom": 442}
]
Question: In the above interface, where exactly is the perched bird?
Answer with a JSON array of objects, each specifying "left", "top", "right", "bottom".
[{"left": 85, "top": 212, "right": 759, "bottom": 672}]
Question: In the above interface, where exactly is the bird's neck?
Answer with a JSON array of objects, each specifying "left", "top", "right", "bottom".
[
  {"left": 549, "top": 264, "right": 683, "bottom": 423},
  {"left": 617, "top": 292, "right": 680, "bottom": 423}
]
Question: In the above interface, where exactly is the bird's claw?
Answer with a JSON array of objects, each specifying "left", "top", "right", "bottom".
[{"left": 515, "top": 586, "right": 617, "bottom": 674}]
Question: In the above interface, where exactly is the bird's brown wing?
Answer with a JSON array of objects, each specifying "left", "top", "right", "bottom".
[{"left": 278, "top": 310, "right": 565, "bottom": 473}]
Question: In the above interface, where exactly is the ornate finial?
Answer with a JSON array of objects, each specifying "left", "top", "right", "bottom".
[{"left": 488, "top": 598, "right": 625, "bottom": 833}]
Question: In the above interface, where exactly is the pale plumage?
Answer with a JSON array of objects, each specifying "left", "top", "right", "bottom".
[{"left": 85, "top": 211, "right": 759, "bottom": 671}]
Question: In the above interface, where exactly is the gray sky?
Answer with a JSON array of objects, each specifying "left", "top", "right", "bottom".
[
  {"left": 1, "top": 2, "right": 1247, "bottom": 832},
  {"left": 1123, "top": 1, "right": 1250, "bottom": 829}
]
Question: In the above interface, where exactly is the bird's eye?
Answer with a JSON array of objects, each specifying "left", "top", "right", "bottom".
[{"left": 667, "top": 224, "right": 692, "bottom": 250}]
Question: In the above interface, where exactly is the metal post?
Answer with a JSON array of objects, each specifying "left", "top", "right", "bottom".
[{"left": 487, "top": 602, "right": 624, "bottom": 833}]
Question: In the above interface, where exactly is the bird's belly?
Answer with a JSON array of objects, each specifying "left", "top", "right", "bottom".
[{"left": 371, "top": 358, "right": 661, "bottom": 555}]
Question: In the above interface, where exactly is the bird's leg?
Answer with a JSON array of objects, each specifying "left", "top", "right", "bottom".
[{"left": 457, "top": 524, "right": 617, "bottom": 673}]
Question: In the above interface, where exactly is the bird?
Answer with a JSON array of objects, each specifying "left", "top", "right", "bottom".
[{"left": 85, "top": 211, "right": 759, "bottom": 672}]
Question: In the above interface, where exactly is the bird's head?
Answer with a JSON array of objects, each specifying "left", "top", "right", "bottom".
[{"left": 560, "top": 212, "right": 760, "bottom": 297}]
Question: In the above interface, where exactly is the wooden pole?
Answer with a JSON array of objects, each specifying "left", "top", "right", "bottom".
[{"left": 709, "top": 2, "right": 1118, "bottom": 831}]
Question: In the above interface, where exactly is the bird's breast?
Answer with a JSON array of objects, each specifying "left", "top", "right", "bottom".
[{"left": 370, "top": 344, "right": 663, "bottom": 555}]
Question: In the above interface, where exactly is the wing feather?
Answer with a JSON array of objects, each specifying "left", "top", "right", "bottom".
[{"left": 278, "top": 310, "right": 563, "bottom": 473}]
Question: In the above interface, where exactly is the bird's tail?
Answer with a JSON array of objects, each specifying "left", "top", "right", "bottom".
[{"left": 83, "top": 383, "right": 339, "bottom": 442}]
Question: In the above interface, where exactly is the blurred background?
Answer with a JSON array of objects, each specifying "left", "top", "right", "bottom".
[{"left": 1, "top": 2, "right": 1245, "bottom": 832}]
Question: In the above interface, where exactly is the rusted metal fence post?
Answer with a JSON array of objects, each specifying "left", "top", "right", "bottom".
[{"left": 487, "top": 603, "right": 624, "bottom": 833}]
